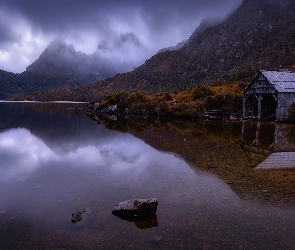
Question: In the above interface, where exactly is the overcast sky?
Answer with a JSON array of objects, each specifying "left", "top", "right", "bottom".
[{"left": 0, "top": 0, "right": 242, "bottom": 73}]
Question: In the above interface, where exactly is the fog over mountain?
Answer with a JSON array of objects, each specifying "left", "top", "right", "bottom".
[
  {"left": 8, "top": 0, "right": 294, "bottom": 102},
  {"left": 0, "top": 32, "right": 149, "bottom": 100},
  {"left": 0, "top": 0, "right": 241, "bottom": 73},
  {"left": 26, "top": 32, "right": 146, "bottom": 77}
]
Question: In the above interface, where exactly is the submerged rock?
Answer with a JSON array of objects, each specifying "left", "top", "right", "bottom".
[
  {"left": 112, "top": 198, "right": 158, "bottom": 219},
  {"left": 71, "top": 209, "right": 86, "bottom": 223}
]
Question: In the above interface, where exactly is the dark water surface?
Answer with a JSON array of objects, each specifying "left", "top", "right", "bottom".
[{"left": 1, "top": 102, "right": 295, "bottom": 250}]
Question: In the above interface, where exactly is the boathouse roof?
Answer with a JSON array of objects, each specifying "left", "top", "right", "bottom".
[{"left": 261, "top": 70, "right": 295, "bottom": 93}]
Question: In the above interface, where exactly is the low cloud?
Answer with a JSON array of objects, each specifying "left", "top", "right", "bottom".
[{"left": 0, "top": 0, "right": 242, "bottom": 73}]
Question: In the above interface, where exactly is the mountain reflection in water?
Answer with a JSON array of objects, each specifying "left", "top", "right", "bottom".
[{"left": 1, "top": 102, "right": 295, "bottom": 249}]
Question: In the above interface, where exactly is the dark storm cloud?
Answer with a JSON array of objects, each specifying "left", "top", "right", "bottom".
[
  {"left": 0, "top": 0, "right": 241, "bottom": 37},
  {"left": 0, "top": 0, "right": 242, "bottom": 72},
  {"left": 0, "top": 20, "right": 17, "bottom": 45}
]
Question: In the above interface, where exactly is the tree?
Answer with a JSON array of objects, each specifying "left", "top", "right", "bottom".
[{"left": 191, "top": 86, "right": 214, "bottom": 100}]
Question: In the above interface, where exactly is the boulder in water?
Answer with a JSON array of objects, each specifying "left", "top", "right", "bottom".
[{"left": 112, "top": 198, "right": 158, "bottom": 219}]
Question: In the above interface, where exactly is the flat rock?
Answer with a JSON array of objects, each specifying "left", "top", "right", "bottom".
[{"left": 112, "top": 198, "right": 158, "bottom": 219}]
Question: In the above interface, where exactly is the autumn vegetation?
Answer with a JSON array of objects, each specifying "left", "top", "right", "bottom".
[{"left": 89, "top": 81, "right": 244, "bottom": 119}]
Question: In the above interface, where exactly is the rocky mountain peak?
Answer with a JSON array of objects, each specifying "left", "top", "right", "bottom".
[
  {"left": 46, "top": 38, "right": 71, "bottom": 52},
  {"left": 96, "top": 32, "right": 141, "bottom": 52},
  {"left": 119, "top": 32, "right": 140, "bottom": 46}
]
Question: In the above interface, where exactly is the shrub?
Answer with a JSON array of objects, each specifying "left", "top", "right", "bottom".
[
  {"left": 191, "top": 86, "right": 214, "bottom": 100},
  {"left": 204, "top": 93, "right": 243, "bottom": 111},
  {"left": 104, "top": 92, "right": 129, "bottom": 112}
]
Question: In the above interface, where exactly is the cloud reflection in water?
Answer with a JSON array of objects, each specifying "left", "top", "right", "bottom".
[
  {"left": 0, "top": 124, "right": 237, "bottom": 221},
  {"left": 0, "top": 128, "right": 57, "bottom": 180},
  {"left": 0, "top": 127, "right": 185, "bottom": 181}
]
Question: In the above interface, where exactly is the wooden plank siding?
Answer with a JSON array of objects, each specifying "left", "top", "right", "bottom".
[
  {"left": 277, "top": 92, "right": 295, "bottom": 121},
  {"left": 243, "top": 70, "right": 295, "bottom": 122},
  {"left": 255, "top": 152, "right": 295, "bottom": 170}
]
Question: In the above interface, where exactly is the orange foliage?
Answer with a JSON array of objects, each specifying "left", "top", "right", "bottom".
[
  {"left": 209, "top": 82, "right": 245, "bottom": 96},
  {"left": 153, "top": 64, "right": 170, "bottom": 73}
]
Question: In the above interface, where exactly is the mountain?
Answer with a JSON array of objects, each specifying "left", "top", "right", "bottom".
[
  {"left": 158, "top": 39, "right": 187, "bottom": 53},
  {"left": 186, "top": 17, "right": 227, "bottom": 45},
  {"left": 28, "top": 33, "right": 144, "bottom": 77},
  {"left": 93, "top": 32, "right": 145, "bottom": 75},
  {"left": 0, "top": 33, "right": 144, "bottom": 100},
  {"left": 158, "top": 15, "right": 228, "bottom": 54},
  {"left": 0, "top": 67, "right": 91, "bottom": 100},
  {"left": 28, "top": 39, "right": 99, "bottom": 76},
  {"left": 6, "top": 0, "right": 295, "bottom": 101}
]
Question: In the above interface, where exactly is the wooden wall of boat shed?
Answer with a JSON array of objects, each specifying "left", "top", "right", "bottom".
[{"left": 243, "top": 70, "right": 295, "bottom": 122}]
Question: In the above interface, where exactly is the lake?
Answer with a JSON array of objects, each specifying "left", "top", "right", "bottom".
[{"left": 1, "top": 101, "right": 295, "bottom": 250}]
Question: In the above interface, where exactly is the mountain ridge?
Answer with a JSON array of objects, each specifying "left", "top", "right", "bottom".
[
  {"left": 66, "top": 0, "right": 294, "bottom": 101},
  {"left": 0, "top": 32, "right": 146, "bottom": 99},
  {"left": 4, "top": 0, "right": 295, "bottom": 101}
]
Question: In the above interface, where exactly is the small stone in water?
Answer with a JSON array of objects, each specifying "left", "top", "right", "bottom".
[
  {"left": 112, "top": 198, "right": 158, "bottom": 219},
  {"left": 71, "top": 209, "right": 86, "bottom": 223},
  {"left": 151, "top": 235, "right": 163, "bottom": 244}
]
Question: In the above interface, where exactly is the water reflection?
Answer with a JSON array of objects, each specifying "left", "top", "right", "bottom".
[
  {"left": 0, "top": 128, "right": 57, "bottom": 180},
  {"left": 114, "top": 214, "right": 158, "bottom": 229},
  {"left": 1, "top": 102, "right": 295, "bottom": 249},
  {"left": 96, "top": 117, "right": 295, "bottom": 206},
  {"left": 0, "top": 125, "right": 195, "bottom": 180},
  {"left": 241, "top": 121, "right": 295, "bottom": 168}
]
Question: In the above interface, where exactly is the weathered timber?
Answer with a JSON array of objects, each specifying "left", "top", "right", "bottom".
[
  {"left": 243, "top": 70, "right": 295, "bottom": 122},
  {"left": 255, "top": 152, "right": 295, "bottom": 170}
]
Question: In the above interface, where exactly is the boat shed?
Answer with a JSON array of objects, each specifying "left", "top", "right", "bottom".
[{"left": 243, "top": 70, "right": 295, "bottom": 122}]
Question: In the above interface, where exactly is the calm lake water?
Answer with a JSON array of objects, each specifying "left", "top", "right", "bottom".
[{"left": 1, "top": 101, "right": 295, "bottom": 250}]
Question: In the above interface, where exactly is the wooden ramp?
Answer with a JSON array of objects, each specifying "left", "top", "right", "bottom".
[{"left": 255, "top": 152, "right": 295, "bottom": 170}]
